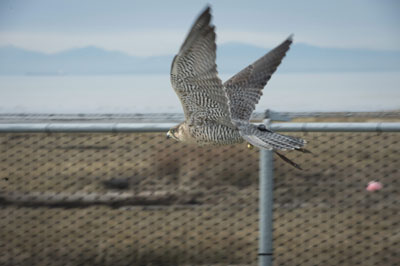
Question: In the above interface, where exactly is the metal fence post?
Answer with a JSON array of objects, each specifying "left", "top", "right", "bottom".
[{"left": 259, "top": 144, "right": 274, "bottom": 265}]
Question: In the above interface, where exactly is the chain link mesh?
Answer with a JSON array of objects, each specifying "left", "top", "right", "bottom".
[
  {"left": 273, "top": 132, "right": 399, "bottom": 266},
  {"left": 0, "top": 131, "right": 398, "bottom": 265}
]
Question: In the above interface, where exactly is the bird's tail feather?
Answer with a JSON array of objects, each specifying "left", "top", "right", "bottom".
[
  {"left": 240, "top": 123, "right": 308, "bottom": 170},
  {"left": 242, "top": 129, "right": 306, "bottom": 151},
  {"left": 275, "top": 151, "right": 303, "bottom": 170}
]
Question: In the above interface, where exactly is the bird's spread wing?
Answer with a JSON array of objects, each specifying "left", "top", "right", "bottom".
[
  {"left": 170, "top": 7, "right": 234, "bottom": 128},
  {"left": 223, "top": 36, "right": 293, "bottom": 122}
]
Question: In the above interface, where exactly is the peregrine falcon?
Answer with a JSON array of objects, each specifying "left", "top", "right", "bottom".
[{"left": 167, "top": 6, "right": 308, "bottom": 169}]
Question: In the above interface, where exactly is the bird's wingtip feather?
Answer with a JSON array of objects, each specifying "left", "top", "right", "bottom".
[{"left": 202, "top": 5, "right": 212, "bottom": 15}]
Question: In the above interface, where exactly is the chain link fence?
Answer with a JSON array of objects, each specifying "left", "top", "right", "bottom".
[{"left": 0, "top": 119, "right": 399, "bottom": 265}]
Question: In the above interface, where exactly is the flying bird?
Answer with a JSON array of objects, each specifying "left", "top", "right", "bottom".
[{"left": 167, "top": 6, "right": 308, "bottom": 169}]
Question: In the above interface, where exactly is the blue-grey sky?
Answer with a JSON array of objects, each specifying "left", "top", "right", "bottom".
[{"left": 0, "top": 0, "right": 399, "bottom": 56}]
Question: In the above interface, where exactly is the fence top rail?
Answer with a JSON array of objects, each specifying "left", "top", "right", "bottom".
[
  {"left": 0, "top": 122, "right": 399, "bottom": 133},
  {"left": 270, "top": 122, "right": 400, "bottom": 132}
]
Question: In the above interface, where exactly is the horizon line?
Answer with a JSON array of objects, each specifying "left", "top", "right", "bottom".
[{"left": 2, "top": 42, "right": 400, "bottom": 58}]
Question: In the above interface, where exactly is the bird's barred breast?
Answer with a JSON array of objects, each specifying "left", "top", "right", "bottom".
[{"left": 190, "top": 123, "right": 243, "bottom": 145}]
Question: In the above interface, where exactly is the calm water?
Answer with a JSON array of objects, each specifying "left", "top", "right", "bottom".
[{"left": 0, "top": 72, "right": 399, "bottom": 113}]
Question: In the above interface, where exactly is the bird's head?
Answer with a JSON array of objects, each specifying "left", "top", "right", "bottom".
[{"left": 166, "top": 122, "right": 186, "bottom": 142}]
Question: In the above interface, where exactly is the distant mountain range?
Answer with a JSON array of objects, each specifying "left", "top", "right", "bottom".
[{"left": 1, "top": 43, "right": 399, "bottom": 75}]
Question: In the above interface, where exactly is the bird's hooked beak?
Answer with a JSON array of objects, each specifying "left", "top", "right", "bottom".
[{"left": 167, "top": 127, "right": 180, "bottom": 141}]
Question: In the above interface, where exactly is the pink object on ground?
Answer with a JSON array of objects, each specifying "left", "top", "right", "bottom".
[{"left": 366, "top": 181, "right": 383, "bottom": 191}]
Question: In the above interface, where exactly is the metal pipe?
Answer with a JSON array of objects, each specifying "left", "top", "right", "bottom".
[
  {"left": 0, "top": 123, "right": 176, "bottom": 133},
  {"left": 0, "top": 122, "right": 400, "bottom": 133},
  {"left": 259, "top": 149, "right": 274, "bottom": 266},
  {"left": 270, "top": 122, "right": 400, "bottom": 132}
]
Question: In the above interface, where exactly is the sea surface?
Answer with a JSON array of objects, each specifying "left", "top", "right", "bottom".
[{"left": 0, "top": 72, "right": 399, "bottom": 113}]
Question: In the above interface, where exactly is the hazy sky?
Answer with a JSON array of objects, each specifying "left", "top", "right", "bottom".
[{"left": 0, "top": 0, "right": 399, "bottom": 56}]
